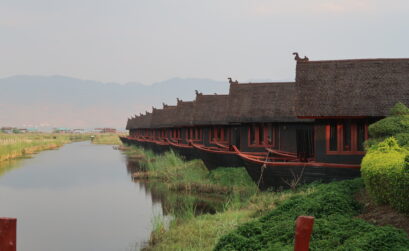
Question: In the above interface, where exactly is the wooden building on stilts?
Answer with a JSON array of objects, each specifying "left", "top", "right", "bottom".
[{"left": 121, "top": 54, "right": 409, "bottom": 190}]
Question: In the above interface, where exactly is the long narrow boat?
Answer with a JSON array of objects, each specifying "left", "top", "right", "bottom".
[
  {"left": 150, "top": 138, "right": 170, "bottom": 154},
  {"left": 119, "top": 136, "right": 130, "bottom": 145},
  {"left": 120, "top": 136, "right": 142, "bottom": 147},
  {"left": 191, "top": 143, "right": 283, "bottom": 171},
  {"left": 167, "top": 139, "right": 199, "bottom": 161},
  {"left": 232, "top": 146, "right": 361, "bottom": 190},
  {"left": 191, "top": 142, "right": 244, "bottom": 171}
]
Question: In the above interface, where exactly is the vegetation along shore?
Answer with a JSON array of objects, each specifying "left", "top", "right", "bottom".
[
  {"left": 123, "top": 109, "right": 409, "bottom": 251},
  {"left": 0, "top": 132, "right": 123, "bottom": 164},
  {"left": 0, "top": 133, "right": 91, "bottom": 162}
]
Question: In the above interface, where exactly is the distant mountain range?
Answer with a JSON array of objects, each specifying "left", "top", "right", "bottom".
[{"left": 0, "top": 75, "right": 229, "bottom": 129}]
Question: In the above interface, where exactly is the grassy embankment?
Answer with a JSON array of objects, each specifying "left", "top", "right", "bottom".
[
  {"left": 91, "top": 133, "right": 123, "bottom": 145},
  {"left": 0, "top": 133, "right": 89, "bottom": 162},
  {"left": 126, "top": 139, "right": 409, "bottom": 250}
]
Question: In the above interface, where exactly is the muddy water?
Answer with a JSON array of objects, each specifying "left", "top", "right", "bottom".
[{"left": 0, "top": 142, "right": 162, "bottom": 251}]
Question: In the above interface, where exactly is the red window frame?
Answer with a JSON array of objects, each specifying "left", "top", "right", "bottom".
[
  {"left": 248, "top": 123, "right": 277, "bottom": 147},
  {"left": 325, "top": 121, "right": 368, "bottom": 155},
  {"left": 172, "top": 128, "right": 181, "bottom": 139},
  {"left": 209, "top": 126, "right": 229, "bottom": 143},
  {"left": 186, "top": 127, "right": 202, "bottom": 141}
]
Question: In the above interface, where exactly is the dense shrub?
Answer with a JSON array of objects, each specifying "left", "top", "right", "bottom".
[
  {"left": 368, "top": 103, "right": 409, "bottom": 139},
  {"left": 368, "top": 115, "right": 409, "bottom": 138},
  {"left": 214, "top": 179, "right": 409, "bottom": 250},
  {"left": 390, "top": 102, "right": 409, "bottom": 116},
  {"left": 361, "top": 137, "right": 409, "bottom": 213},
  {"left": 395, "top": 133, "right": 409, "bottom": 147}
]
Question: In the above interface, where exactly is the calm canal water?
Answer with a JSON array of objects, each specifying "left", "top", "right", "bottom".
[{"left": 0, "top": 141, "right": 162, "bottom": 251}]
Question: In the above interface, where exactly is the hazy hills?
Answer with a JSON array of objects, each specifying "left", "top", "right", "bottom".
[{"left": 0, "top": 75, "right": 229, "bottom": 129}]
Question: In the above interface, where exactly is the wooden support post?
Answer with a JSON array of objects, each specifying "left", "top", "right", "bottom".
[
  {"left": 0, "top": 218, "right": 17, "bottom": 251},
  {"left": 294, "top": 216, "right": 314, "bottom": 251}
]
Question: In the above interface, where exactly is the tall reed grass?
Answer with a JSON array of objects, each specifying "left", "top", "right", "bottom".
[
  {"left": 0, "top": 133, "right": 89, "bottom": 162},
  {"left": 91, "top": 133, "right": 123, "bottom": 145}
]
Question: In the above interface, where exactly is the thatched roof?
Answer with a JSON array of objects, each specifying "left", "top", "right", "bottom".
[
  {"left": 194, "top": 92, "right": 229, "bottom": 125},
  {"left": 150, "top": 105, "right": 176, "bottom": 128},
  {"left": 296, "top": 58, "right": 409, "bottom": 117},
  {"left": 174, "top": 100, "right": 195, "bottom": 127},
  {"left": 138, "top": 112, "right": 152, "bottom": 129},
  {"left": 227, "top": 82, "right": 303, "bottom": 123},
  {"left": 126, "top": 116, "right": 140, "bottom": 130},
  {"left": 126, "top": 118, "right": 132, "bottom": 130}
]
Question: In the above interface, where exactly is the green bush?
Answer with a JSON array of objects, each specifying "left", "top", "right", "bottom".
[
  {"left": 390, "top": 102, "right": 409, "bottom": 116},
  {"left": 214, "top": 179, "right": 409, "bottom": 250},
  {"left": 368, "top": 115, "right": 409, "bottom": 138},
  {"left": 368, "top": 103, "right": 409, "bottom": 139},
  {"left": 395, "top": 133, "right": 409, "bottom": 147},
  {"left": 361, "top": 137, "right": 409, "bottom": 213}
]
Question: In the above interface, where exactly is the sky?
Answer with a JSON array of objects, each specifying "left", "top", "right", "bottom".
[{"left": 1, "top": 0, "right": 409, "bottom": 84}]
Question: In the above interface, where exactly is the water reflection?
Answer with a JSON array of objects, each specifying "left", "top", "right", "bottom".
[
  {"left": 0, "top": 142, "right": 229, "bottom": 251},
  {"left": 0, "top": 142, "right": 161, "bottom": 251}
]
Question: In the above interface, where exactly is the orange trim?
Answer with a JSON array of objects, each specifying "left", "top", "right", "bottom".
[
  {"left": 265, "top": 148, "right": 297, "bottom": 159},
  {"left": 232, "top": 146, "right": 361, "bottom": 169}
]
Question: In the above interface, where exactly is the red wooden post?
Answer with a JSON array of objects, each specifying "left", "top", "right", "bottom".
[
  {"left": 294, "top": 216, "right": 314, "bottom": 251},
  {"left": 0, "top": 218, "right": 17, "bottom": 251}
]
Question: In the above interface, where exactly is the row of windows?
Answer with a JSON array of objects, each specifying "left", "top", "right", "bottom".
[
  {"left": 248, "top": 124, "right": 278, "bottom": 147},
  {"left": 133, "top": 127, "right": 227, "bottom": 142},
  {"left": 326, "top": 121, "right": 368, "bottom": 154}
]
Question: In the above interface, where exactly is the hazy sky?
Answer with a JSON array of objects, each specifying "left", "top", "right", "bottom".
[{"left": 1, "top": 0, "right": 409, "bottom": 84}]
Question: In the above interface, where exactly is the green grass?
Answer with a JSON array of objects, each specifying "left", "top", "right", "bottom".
[
  {"left": 127, "top": 146, "right": 409, "bottom": 250},
  {"left": 127, "top": 146, "right": 257, "bottom": 195},
  {"left": 215, "top": 179, "right": 409, "bottom": 251},
  {"left": 91, "top": 133, "right": 123, "bottom": 145},
  {"left": 145, "top": 182, "right": 317, "bottom": 251},
  {"left": 0, "top": 133, "right": 89, "bottom": 162}
]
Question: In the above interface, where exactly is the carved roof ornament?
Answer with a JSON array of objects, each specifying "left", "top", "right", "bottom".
[
  {"left": 195, "top": 90, "right": 203, "bottom": 96},
  {"left": 139, "top": 113, "right": 143, "bottom": 116},
  {"left": 293, "top": 52, "right": 309, "bottom": 62},
  {"left": 162, "top": 102, "right": 168, "bottom": 108},
  {"left": 228, "top": 77, "right": 239, "bottom": 84}
]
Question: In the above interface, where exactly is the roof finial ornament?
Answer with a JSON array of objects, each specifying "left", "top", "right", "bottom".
[
  {"left": 293, "top": 52, "right": 309, "bottom": 62},
  {"left": 195, "top": 90, "right": 202, "bottom": 96},
  {"left": 162, "top": 102, "right": 168, "bottom": 108},
  {"left": 228, "top": 77, "right": 238, "bottom": 84},
  {"left": 139, "top": 113, "right": 143, "bottom": 116}
]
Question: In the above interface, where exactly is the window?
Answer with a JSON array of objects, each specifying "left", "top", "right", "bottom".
[
  {"left": 329, "top": 122, "right": 337, "bottom": 151},
  {"left": 210, "top": 126, "right": 229, "bottom": 143},
  {"left": 248, "top": 123, "right": 277, "bottom": 147},
  {"left": 326, "top": 120, "right": 368, "bottom": 154},
  {"left": 356, "top": 122, "right": 366, "bottom": 151},
  {"left": 172, "top": 129, "right": 181, "bottom": 139}
]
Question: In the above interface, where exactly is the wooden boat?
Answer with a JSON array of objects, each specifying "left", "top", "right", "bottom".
[
  {"left": 232, "top": 146, "right": 361, "bottom": 190},
  {"left": 119, "top": 136, "right": 130, "bottom": 145},
  {"left": 120, "top": 136, "right": 142, "bottom": 147},
  {"left": 191, "top": 143, "right": 244, "bottom": 171},
  {"left": 150, "top": 138, "right": 170, "bottom": 154},
  {"left": 167, "top": 139, "right": 199, "bottom": 161}
]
